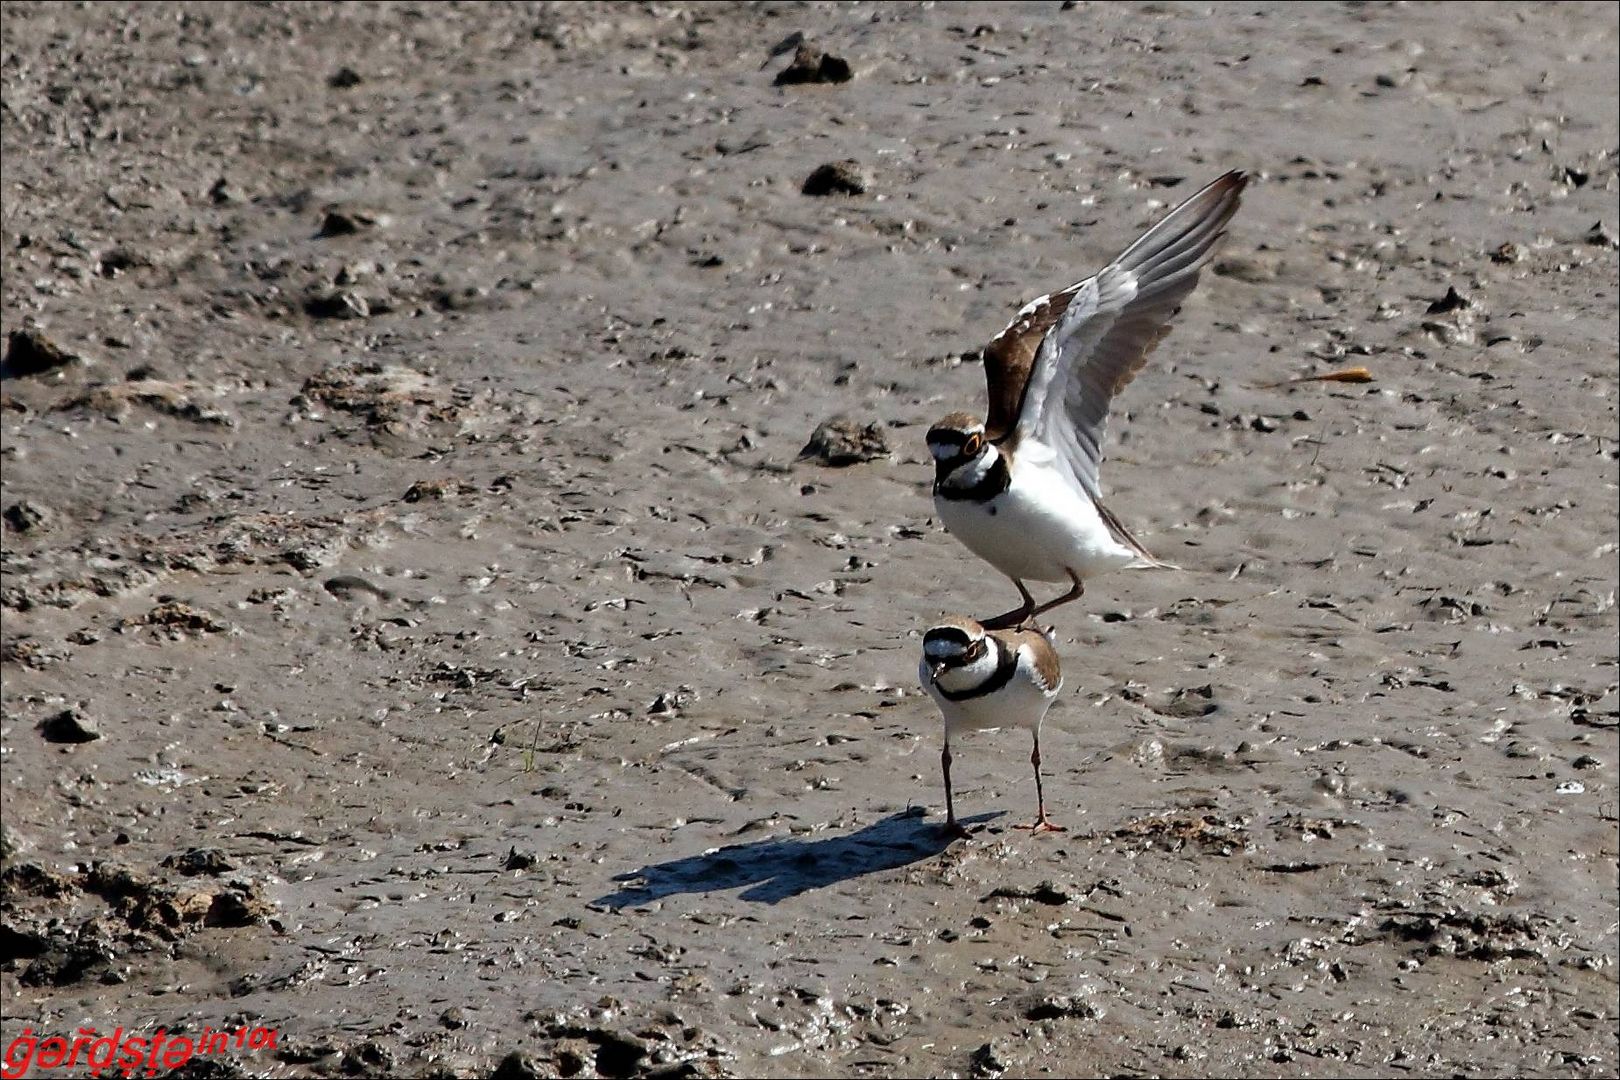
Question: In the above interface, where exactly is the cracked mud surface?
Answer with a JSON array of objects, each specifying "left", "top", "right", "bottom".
[{"left": 3, "top": 3, "right": 1616, "bottom": 1077}]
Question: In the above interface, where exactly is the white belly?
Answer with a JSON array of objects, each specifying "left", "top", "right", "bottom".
[
  {"left": 919, "top": 657, "right": 1058, "bottom": 736},
  {"left": 936, "top": 459, "right": 1136, "bottom": 584}
]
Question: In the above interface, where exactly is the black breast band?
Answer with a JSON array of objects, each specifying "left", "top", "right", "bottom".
[
  {"left": 937, "top": 640, "right": 1020, "bottom": 702},
  {"left": 935, "top": 454, "right": 1011, "bottom": 502}
]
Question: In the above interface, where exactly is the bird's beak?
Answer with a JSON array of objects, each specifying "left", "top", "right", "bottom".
[{"left": 928, "top": 660, "right": 947, "bottom": 680}]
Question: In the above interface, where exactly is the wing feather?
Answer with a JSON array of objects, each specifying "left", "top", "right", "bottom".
[
  {"left": 979, "top": 283, "right": 1086, "bottom": 441},
  {"left": 1013, "top": 170, "right": 1248, "bottom": 526}
]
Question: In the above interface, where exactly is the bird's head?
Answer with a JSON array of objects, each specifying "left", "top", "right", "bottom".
[
  {"left": 922, "top": 616, "right": 989, "bottom": 681},
  {"left": 926, "top": 412, "right": 996, "bottom": 489}
]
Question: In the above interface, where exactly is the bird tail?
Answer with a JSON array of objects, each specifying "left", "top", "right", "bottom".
[{"left": 1097, "top": 499, "right": 1181, "bottom": 571}]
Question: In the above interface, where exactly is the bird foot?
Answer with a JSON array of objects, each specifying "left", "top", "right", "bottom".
[
  {"left": 1013, "top": 817, "right": 1067, "bottom": 834},
  {"left": 942, "top": 819, "right": 973, "bottom": 840},
  {"left": 979, "top": 608, "right": 1034, "bottom": 631}
]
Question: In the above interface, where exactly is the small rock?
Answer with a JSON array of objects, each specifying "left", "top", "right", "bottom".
[
  {"left": 1425, "top": 285, "right": 1472, "bottom": 314},
  {"left": 1024, "top": 994, "right": 1102, "bottom": 1021},
  {"left": 208, "top": 176, "right": 244, "bottom": 204},
  {"left": 122, "top": 601, "right": 228, "bottom": 636},
  {"left": 1489, "top": 242, "right": 1525, "bottom": 264},
  {"left": 1159, "top": 684, "right": 1218, "bottom": 719},
  {"left": 439, "top": 1007, "right": 469, "bottom": 1029},
  {"left": 39, "top": 707, "right": 101, "bottom": 743},
  {"left": 1421, "top": 318, "right": 1476, "bottom": 346},
  {"left": 3, "top": 329, "right": 81, "bottom": 378},
  {"left": 323, "top": 575, "right": 394, "bottom": 601},
  {"left": 62, "top": 380, "right": 236, "bottom": 427},
  {"left": 774, "top": 44, "right": 853, "bottom": 86},
  {"left": 799, "top": 416, "right": 890, "bottom": 465},
  {"left": 648, "top": 686, "right": 696, "bottom": 715},
  {"left": 0, "top": 824, "right": 32, "bottom": 862},
  {"left": 802, "top": 160, "right": 868, "bottom": 196},
  {"left": 337, "top": 1040, "right": 394, "bottom": 1076},
  {"left": 328, "top": 66, "right": 363, "bottom": 88},
  {"left": 970, "top": 1039, "right": 1014, "bottom": 1077},
  {"left": 503, "top": 847, "right": 539, "bottom": 871},
  {"left": 96, "top": 247, "right": 149, "bottom": 278},
  {"left": 1250, "top": 415, "right": 1279, "bottom": 433},
  {"left": 1584, "top": 221, "right": 1618, "bottom": 249},
  {"left": 162, "top": 848, "right": 236, "bottom": 876},
  {"left": 317, "top": 206, "right": 390, "bottom": 238},
  {"left": 3, "top": 501, "right": 57, "bottom": 534},
  {"left": 1, "top": 860, "right": 77, "bottom": 897},
  {"left": 404, "top": 478, "right": 461, "bottom": 503},
  {"left": 984, "top": 880, "right": 1071, "bottom": 905},
  {"left": 491, "top": 1051, "right": 547, "bottom": 1080},
  {"left": 304, "top": 290, "right": 371, "bottom": 320}
]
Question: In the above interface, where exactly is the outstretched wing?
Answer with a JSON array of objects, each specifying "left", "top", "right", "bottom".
[
  {"left": 1014, "top": 171, "right": 1247, "bottom": 510},
  {"left": 980, "top": 282, "right": 1087, "bottom": 442}
]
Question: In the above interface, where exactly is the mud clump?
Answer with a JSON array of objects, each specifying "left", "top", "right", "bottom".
[
  {"left": 1111, "top": 812, "right": 1249, "bottom": 855},
  {"left": 773, "top": 44, "right": 853, "bottom": 86},
  {"left": 3, "top": 500, "right": 58, "bottom": 534},
  {"left": 799, "top": 417, "right": 889, "bottom": 465},
  {"left": 119, "top": 600, "right": 230, "bottom": 638},
  {"left": 60, "top": 379, "right": 235, "bottom": 426},
  {"left": 2, "top": 328, "right": 82, "bottom": 378},
  {"left": 1, "top": 859, "right": 276, "bottom": 988},
  {"left": 37, "top": 706, "right": 101, "bottom": 743},
  {"left": 1377, "top": 908, "right": 1561, "bottom": 961},
  {"left": 294, "top": 361, "right": 469, "bottom": 431},
  {"left": 801, "top": 160, "right": 868, "bottom": 196}
]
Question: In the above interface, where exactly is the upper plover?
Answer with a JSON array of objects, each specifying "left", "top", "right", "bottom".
[
  {"left": 928, "top": 171, "right": 1248, "bottom": 628},
  {"left": 919, "top": 616, "right": 1064, "bottom": 837}
]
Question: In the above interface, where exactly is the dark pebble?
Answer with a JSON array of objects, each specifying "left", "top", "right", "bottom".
[
  {"left": 3, "top": 329, "right": 79, "bottom": 378},
  {"left": 39, "top": 707, "right": 101, "bottom": 743},
  {"left": 802, "top": 160, "right": 868, "bottom": 197},
  {"left": 774, "top": 44, "right": 853, "bottom": 86}
]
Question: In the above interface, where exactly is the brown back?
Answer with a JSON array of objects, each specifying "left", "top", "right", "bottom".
[{"left": 981, "top": 285, "right": 1082, "bottom": 442}]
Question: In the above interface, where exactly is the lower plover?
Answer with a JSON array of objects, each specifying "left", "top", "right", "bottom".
[{"left": 918, "top": 616, "right": 1064, "bottom": 837}]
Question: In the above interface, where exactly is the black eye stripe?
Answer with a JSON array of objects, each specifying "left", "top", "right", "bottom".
[
  {"left": 927, "top": 431, "right": 985, "bottom": 454},
  {"left": 924, "top": 627, "right": 973, "bottom": 648}
]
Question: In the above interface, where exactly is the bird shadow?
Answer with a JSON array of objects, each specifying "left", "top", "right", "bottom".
[{"left": 592, "top": 808, "right": 1001, "bottom": 908}]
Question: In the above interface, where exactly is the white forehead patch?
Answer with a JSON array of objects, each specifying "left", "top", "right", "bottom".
[
  {"left": 924, "top": 637, "right": 969, "bottom": 659},
  {"left": 928, "top": 442, "right": 956, "bottom": 461}
]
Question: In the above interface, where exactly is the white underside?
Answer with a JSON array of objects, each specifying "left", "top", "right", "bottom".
[
  {"left": 920, "top": 647, "right": 1060, "bottom": 736},
  {"left": 937, "top": 455, "right": 1139, "bottom": 584}
]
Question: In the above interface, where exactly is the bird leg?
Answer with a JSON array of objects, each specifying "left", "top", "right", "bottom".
[
  {"left": 1029, "top": 570, "right": 1084, "bottom": 619},
  {"left": 1013, "top": 730, "right": 1066, "bottom": 833},
  {"left": 980, "top": 579, "right": 1037, "bottom": 630},
  {"left": 941, "top": 743, "right": 972, "bottom": 839}
]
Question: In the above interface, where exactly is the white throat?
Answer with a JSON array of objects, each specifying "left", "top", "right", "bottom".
[
  {"left": 933, "top": 639, "right": 1003, "bottom": 694},
  {"left": 941, "top": 443, "right": 1001, "bottom": 492}
]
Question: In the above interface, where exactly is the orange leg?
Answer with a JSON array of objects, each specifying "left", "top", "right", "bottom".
[
  {"left": 981, "top": 579, "right": 1036, "bottom": 630},
  {"left": 1013, "top": 730, "right": 1066, "bottom": 833},
  {"left": 1029, "top": 570, "right": 1084, "bottom": 619}
]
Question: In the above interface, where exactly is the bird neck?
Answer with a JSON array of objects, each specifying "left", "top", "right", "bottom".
[
  {"left": 935, "top": 445, "right": 1011, "bottom": 501},
  {"left": 935, "top": 637, "right": 1020, "bottom": 701}
]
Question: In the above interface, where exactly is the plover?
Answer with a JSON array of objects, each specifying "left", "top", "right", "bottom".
[
  {"left": 928, "top": 171, "right": 1248, "bottom": 628},
  {"left": 919, "top": 616, "right": 1064, "bottom": 837}
]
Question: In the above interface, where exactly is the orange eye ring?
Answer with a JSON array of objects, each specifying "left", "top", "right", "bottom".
[{"left": 963, "top": 434, "right": 983, "bottom": 456}]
